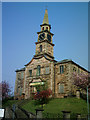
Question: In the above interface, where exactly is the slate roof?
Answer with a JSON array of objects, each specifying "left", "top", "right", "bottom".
[
  {"left": 55, "top": 59, "right": 89, "bottom": 73},
  {"left": 15, "top": 67, "right": 25, "bottom": 72}
]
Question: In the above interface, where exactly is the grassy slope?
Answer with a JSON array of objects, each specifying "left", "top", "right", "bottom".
[
  {"left": 3, "top": 98, "right": 90, "bottom": 118},
  {"left": 2, "top": 100, "right": 19, "bottom": 108},
  {"left": 22, "top": 98, "right": 89, "bottom": 115}
]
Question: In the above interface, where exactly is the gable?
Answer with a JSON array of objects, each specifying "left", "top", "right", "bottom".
[{"left": 25, "top": 56, "right": 51, "bottom": 67}]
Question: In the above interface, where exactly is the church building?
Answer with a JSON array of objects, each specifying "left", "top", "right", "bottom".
[{"left": 14, "top": 9, "right": 88, "bottom": 100}]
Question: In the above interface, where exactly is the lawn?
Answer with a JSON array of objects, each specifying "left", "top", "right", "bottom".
[
  {"left": 22, "top": 97, "right": 90, "bottom": 118},
  {"left": 2, "top": 98, "right": 90, "bottom": 118},
  {"left": 2, "top": 99, "right": 19, "bottom": 108}
]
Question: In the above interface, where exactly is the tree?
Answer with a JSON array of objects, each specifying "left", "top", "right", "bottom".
[
  {"left": 0, "top": 80, "right": 11, "bottom": 100},
  {"left": 73, "top": 72, "right": 90, "bottom": 120},
  {"left": 33, "top": 82, "right": 52, "bottom": 106},
  {"left": 73, "top": 72, "right": 90, "bottom": 92},
  {"left": 34, "top": 89, "right": 52, "bottom": 105}
]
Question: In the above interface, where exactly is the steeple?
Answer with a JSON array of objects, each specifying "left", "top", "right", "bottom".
[
  {"left": 40, "top": 9, "right": 51, "bottom": 32},
  {"left": 43, "top": 9, "right": 49, "bottom": 24},
  {"left": 35, "top": 9, "right": 54, "bottom": 59}
]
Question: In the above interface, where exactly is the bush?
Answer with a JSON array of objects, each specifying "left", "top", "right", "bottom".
[{"left": 34, "top": 89, "right": 52, "bottom": 105}]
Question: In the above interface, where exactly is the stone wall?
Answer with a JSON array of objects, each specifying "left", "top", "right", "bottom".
[
  {"left": 14, "top": 59, "right": 88, "bottom": 100},
  {"left": 24, "top": 56, "right": 52, "bottom": 99}
]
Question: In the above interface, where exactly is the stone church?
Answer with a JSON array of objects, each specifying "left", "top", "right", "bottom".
[{"left": 14, "top": 9, "right": 88, "bottom": 100}]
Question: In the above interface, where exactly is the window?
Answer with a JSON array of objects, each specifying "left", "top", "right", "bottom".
[
  {"left": 73, "top": 67, "right": 76, "bottom": 72},
  {"left": 58, "top": 84, "right": 64, "bottom": 93},
  {"left": 46, "top": 27, "right": 48, "bottom": 30},
  {"left": 20, "top": 87, "right": 22, "bottom": 96},
  {"left": 45, "top": 67, "right": 49, "bottom": 74},
  {"left": 18, "top": 73, "right": 21, "bottom": 80},
  {"left": 21, "top": 72, "right": 24, "bottom": 79},
  {"left": 78, "top": 68, "right": 80, "bottom": 73},
  {"left": 40, "top": 45, "right": 42, "bottom": 52},
  {"left": 42, "top": 27, "right": 44, "bottom": 30},
  {"left": 60, "top": 65, "right": 64, "bottom": 74},
  {"left": 36, "top": 65, "right": 41, "bottom": 76},
  {"left": 29, "top": 70, "right": 32, "bottom": 77},
  {"left": 17, "top": 87, "right": 18, "bottom": 93}
]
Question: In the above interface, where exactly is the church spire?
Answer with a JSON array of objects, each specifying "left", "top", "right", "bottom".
[{"left": 43, "top": 9, "right": 49, "bottom": 24}]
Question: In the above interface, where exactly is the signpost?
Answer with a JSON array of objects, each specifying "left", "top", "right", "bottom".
[{"left": 0, "top": 109, "right": 5, "bottom": 118}]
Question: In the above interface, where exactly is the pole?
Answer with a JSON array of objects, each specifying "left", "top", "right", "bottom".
[{"left": 87, "top": 86, "right": 89, "bottom": 120}]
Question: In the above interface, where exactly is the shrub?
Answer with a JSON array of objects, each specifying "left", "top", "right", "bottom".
[{"left": 34, "top": 89, "right": 52, "bottom": 105}]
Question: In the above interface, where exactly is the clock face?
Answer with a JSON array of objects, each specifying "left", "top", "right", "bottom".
[
  {"left": 39, "top": 33, "right": 45, "bottom": 41},
  {"left": 47, "top": 34, "right": 51, "bottom": 42}
]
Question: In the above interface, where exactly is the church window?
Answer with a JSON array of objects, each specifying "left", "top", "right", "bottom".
[
  {"left": 60, "top": 65, "right": 64, "bottom": 74},
  {"left": 45, "top": 67, "right": 49, "bottom": 74},
  {"left": 46, "top": 27, "right": 48, "bottom": 30},
  {"left": 58, "top": 84, "right": 64, "bottom": 93},
  {"left": 40, "top": 45, "right": 42, "bottom": 52},
  {"left": 29, "top": 70, "right": 32, "bottom": 77},
  {"left": 42, "top": 27, "right": 44, "bottom": 30},
  {"left": 36, "top": 65, "right": 41, "bottom": 76}
]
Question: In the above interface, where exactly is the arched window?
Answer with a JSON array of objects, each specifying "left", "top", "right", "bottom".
[
  {"left": 40, "top": 45, "right": 42, "bottom": 52},
  {"left": 60, "top": 65, "right": 64, "bottom": 74},
  {"left": 37, "top": 65, "right": 41, "bottom": 76},
  {"left": 42, "top": 27, "right": 44, "bottom": 30},
  {"left": 46, "top": 27, "right": 48, "bottom": 30}
]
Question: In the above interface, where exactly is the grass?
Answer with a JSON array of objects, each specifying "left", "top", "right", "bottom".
[
  {"left": 2, "top": 97, "right": 90, "bottom": 118},
  {"left": 22, "top": 97, "right": 90, "bottom": 118},
  {"left": 43, "top": 98, "right": 88, "bottom": 114},
  {"left": 22, "top": 100, "right": 40, "bottom": 114},
  {"left": 2, "top": 100, "right": 19, "bottom": 108}
]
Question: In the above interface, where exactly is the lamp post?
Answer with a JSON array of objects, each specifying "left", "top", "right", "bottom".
[{"left": 87, "top": 86, "right": 90, "bottom": 120}]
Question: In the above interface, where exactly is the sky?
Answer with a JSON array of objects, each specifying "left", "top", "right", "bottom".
[{"left": 2, "top": 2, "right": 88, "bottom": 94}]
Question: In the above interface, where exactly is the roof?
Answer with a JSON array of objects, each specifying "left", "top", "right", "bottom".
[
  {"left": 25, "top": 54, "right": 56, "bottom": 66},
  {"left": 15, "top": 67, "right": 25, "bottom": 72},
  {"left": 56, "top": 59, "right": 72, "bottom": 64},
  {"left": 55, "top": 59, "right": 89, "bottom": 73},
  {"left": 43, "top": 9, "right": 49, "bottom": 24},
  {"left": 37, "top": 29, "right": 54, "bottom": 36},
  {"left": 35, "top": 39, "right": 54, "bottom": 46}
]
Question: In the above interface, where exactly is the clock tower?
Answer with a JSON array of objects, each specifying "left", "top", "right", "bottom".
[{"left": 34, "top": 9, "right": 54, "bottom": 60}]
